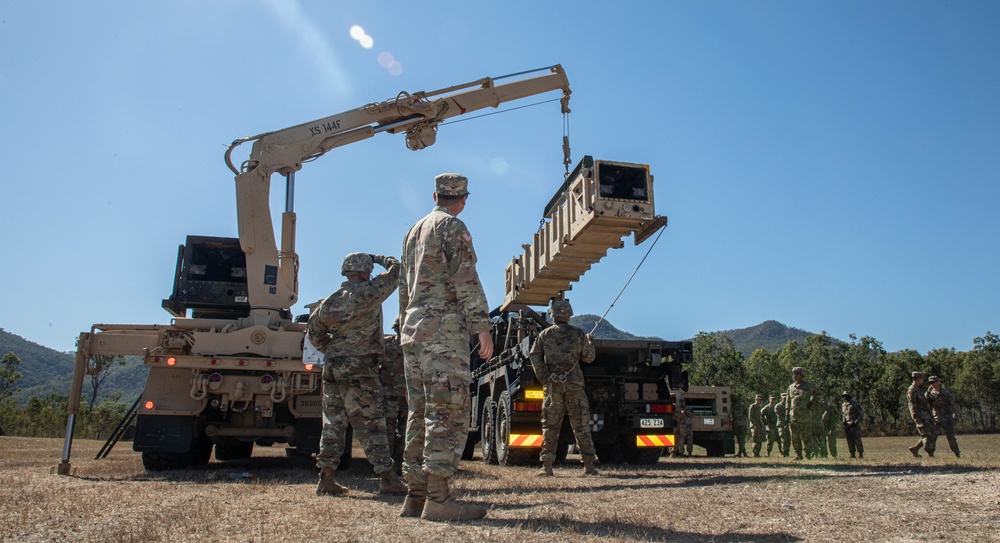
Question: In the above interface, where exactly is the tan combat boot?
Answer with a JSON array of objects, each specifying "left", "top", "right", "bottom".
[
  {"left": 399, "top": 479, "right": 426, "bottom": 517},
  {"left": 316, "top": 467, "right": 348, "bottom": 496},
  {"left": 582, "top": 458, "right": 599, "bottom": 476},
  {"left": 379, "top": 470, "right": 408, "bottom": 495},
  {"left": 421, "top": 474, "right": 488, "bottom": 522},
  {"left": 537, "top": 461, "right": 554, "bottom": 477}
]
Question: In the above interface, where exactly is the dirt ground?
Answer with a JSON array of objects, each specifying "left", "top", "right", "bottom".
[{"left": 1, "top": 435, "right": 998, "bottom": 543}]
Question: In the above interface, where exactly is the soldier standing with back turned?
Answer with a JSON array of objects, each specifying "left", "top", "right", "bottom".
[
  {"left": 310, "top": 252, "right": 407, "bottom": 496},
  {"left": 530, "top": 299, "right": 599, "bottom": 475},
  {"left": 398, "top": 173, "right": 494, "bottom": 522}
]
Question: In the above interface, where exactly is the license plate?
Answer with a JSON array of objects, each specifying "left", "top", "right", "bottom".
[
  {"left": 640, "top": 418, "right": 664, "bottom": 428},
  {"left": 704, "top": 417, "right": 715, "bottom": 425}
]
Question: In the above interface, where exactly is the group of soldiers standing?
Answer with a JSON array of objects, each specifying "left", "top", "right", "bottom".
[{"left": 732, "top": 367, "right": 865, "bottom": 460}]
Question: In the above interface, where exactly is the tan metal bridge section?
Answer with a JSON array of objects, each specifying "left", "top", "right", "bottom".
[{"left": 502, "top": 156, "right": 667, "bottom": 310}]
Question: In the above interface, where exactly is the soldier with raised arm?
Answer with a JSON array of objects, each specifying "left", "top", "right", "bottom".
[
  {"left": 398, "top": 173, "right": 494, "bottom": 522},
  {"left": 530, "top": 299, "right": 599, "bottom": 475},
  {"left": 310, "top": 252, "right": 407, "bottom": 496}
]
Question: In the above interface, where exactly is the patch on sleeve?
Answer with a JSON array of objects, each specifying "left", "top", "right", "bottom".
[{"left": 461, "top": 231, "right": 473, "bottom": 243}]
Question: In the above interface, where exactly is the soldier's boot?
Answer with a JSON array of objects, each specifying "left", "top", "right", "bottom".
[
  {"left": 583, "top": 458, "right": 599, "bottom": 476},
  {"left": 908, "top": 442, "right": 922, "bottom": 457},
  {"left": 379, "top": 470, "right": 408, "bottom": 495},
  {"left": 316, "top": 467, "right": 348, "bottom": 496},
  {"left": 850, "top": 452, "right": 856, "bottom": 458},
  {"left": 421, "top": 474, "right": 488, "bottom": 522},
  {"left": 536, "top": 462, "right": 554, "bottom": 477},
  {"left": 858, "top": 451, "right": 863, "bottom": 459},
  {"left": 399, "top": 481, "right": 426, "bottom": 517}
]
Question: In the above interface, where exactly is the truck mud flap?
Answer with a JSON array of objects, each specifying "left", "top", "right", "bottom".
[
  {"left": 294, "top": 418, "right": 323, "bottom": 454},
  {"left": 132, "top": 414, "right": 196, "bottom": 453}
]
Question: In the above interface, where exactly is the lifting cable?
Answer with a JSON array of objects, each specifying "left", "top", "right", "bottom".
[{"left": 590, "top": 225, "right": 667, "bottom": 335}]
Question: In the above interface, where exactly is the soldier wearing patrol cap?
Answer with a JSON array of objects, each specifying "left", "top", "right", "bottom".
[
  {"left": 749, "top": 394, "right": 765, "bottom": 457},
  {"left": 926, "top": 376, "right": 960, "bottom": 457},
  {"left": 309, "top": 251, "right": 406, "bottom": 496},
  {"left": 530, "top": 299, "right": 599, "bottom": 475},
  {"left": 774, "top": 392, "right": 790, "bottom": 456},
  {"left": 761, "top": 395, "right": 779, "bottom": 457},
  {"left": 399, "top": 172, "right": 493, "bottom": 521},
  {"left": 907, "top": 371, "right": 937, "bottom": 457},
  {"left": 841, "top": 390, "right": 864, "bottom": 458},
  {"left": 783, "top": 367, "right": 816, "bottom": 460}
]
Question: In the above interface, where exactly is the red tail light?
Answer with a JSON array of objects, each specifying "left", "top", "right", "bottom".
[{"left": 513, "top": 401, "right": 543, "bottom": 412}]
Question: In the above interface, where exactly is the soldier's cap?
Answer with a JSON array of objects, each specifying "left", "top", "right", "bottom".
[
  {"left": 434, "top": 173, "right": 470, "bottom": 197},
  {"left": 341, "top": 252, "right": 374, "bottom": 276},
  {"left": 392, "top": 315, "right": 401, "bottom": 330},
  {"left": 928, "top": 375, "right": 939, "bottom": 383},
  {"left": 841, "top": 390, "right": 851, "bottom": 397},
  {"left": 780, "top": 393, "right": 788, "bottom": 397},
  {"left": 768, "top": 395, "right": 775, "bottom": 400},
  {"left": 755, "top": 394, "right": 763, "bottom": 400},
  {"left": 548, "top": 299, "right": 573, "bottom": 320},
  {"left": 911, "top": 371, "right": 923, "bottom": 380},
  {"left": 792, "top": 367, "right": 805, "bottom": 376}
]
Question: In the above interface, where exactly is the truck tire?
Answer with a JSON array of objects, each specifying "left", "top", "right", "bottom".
[
  {"left": 494, "top": 392, "right": 535, "bottom": 466},
  {"left": 622, "top": 444, "right": 662, "bottom": 465},
  {"left": 191, "top": 434, "right": 213, "bottom": 467},
  {"left": 595, "top": 442, "right": 626, "bottom": 465},
  {"left": 704, "top": 441, "right": 725, "bottom": 458},
  {"left": 142, "top": 451, "right": 193, "bottom": 471},
  {"left": 480, "top": 400, "right": 498, "bottom": 465},
  {"left": 214, "top": 438, "right": 254, "bottom": 461}
]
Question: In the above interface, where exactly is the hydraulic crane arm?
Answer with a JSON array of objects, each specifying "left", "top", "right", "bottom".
[{"left": 224, "top": 65, "right": 571, "bottom": 322}]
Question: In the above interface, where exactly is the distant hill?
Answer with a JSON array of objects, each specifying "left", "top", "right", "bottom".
[
  {"left": 715, "top": 320, "right": 815, "bottom": 358},
  {"left": 0, "top": 328, "right": 146, "bottom": 406},
  {"left": 570, "top": 314, "right": 663, "bottom": 341}
]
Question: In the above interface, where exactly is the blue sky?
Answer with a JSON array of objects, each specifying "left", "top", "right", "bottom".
[{"left": 1, "top": 1, "right": 997, "bottom": 354}]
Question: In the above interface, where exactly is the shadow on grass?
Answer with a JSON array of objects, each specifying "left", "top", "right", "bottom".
[{"left": 479, "top": 515, "right": 802, "bottom": 543}]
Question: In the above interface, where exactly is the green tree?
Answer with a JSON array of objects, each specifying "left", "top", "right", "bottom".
[
  {"left": 839, "top": 334, "right": 886, "bottom": 417},
  {"left": 743, "top": 348, "right": 786, "bottom": 401},
  {"left": 86, "top": 354, "right": 127, "bottom": 409},
  {"left": 691, "top": 332, "right": 746, "bottom": 392},
  {"left": 958, "top": 331, "right": 1000, "bottom": 430},
  {"left": 0, "top": 351, "right": 23, "bottom": 400}
]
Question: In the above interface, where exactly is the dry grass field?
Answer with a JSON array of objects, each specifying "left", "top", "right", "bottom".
[{"left": 1, "top": 435, "right": 998, "bottom": 543}]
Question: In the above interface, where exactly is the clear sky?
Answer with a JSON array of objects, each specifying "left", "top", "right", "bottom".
[{"left": 2, "top": 1, "right": 998, "bottom": 355}]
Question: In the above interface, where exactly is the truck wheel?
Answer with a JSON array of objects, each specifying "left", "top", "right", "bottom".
[
  {"left": 704, "top": 442, "right": 725, "bottom": 458},
  {"left": 494, "top": 392, "right": 534, "bottom": 466},
  {"left": 142, "top": 451, "right": 192, "bottom": 471},
  {"left": 480, "top": 401, "right": 497, "bottom": 464},
  {"left": 595, "top": 442, "right": 626, "bottom": 465},
  {"left": 622, "top": 444, "right": 662, "bottom": 465},
  {"left": 191, "top": 434, "right": 213, "bottom": 467},
  {"left": 214, "top": 438, "right": 254, "bottom": 461}
]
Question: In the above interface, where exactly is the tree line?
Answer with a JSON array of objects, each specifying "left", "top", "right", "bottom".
[{"left": 690, "top": 331, "right": 1000, "bottom": 434}]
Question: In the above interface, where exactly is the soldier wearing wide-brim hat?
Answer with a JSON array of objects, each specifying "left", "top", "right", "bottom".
[{"left": 906, "top": 370, "right": 937, "bottom": 458}]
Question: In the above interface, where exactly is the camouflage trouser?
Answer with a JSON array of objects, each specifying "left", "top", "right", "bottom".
[
  {"left": 913, "top": 416, "right": 938, "bottom": 454},
  {"left": 936, "top": 420, "right": 960, "bottom": 456},
  {"left": 401, "top": 340, "right": 471, "bottom": 482},
  {"left": 750, "top": 425, "right": 764, "bottom": 455},
  {"left": 765, "top": 426, "right": 779, "bottom": 455},
  {"left": 779, "top": 425, "right": 791, "bottom": 456},
  {"left": 733, "top": 425, "right": 748, "bottom": 455},
  {"left": 316, "top": 355, "right": 393, "bottom": 473},
  {"left": 383, "top": 392, "right": 407, "bottom": 474},
  {"left": 825, "top": 429, "right": 838, "bottom": 457},
  {"left": 540, "top": 381, "right": 596, "bottom": 463},
  {"left": 789, "top": 418, "right": 808, "bottom": 458},
  {"left": 843, "top": 423, "right": 863, "bottom": 456},
  {"left": 813, "top": 421, "right": 828, "bottom": 457},
  {"left": 673, "top": 425, "right": 693, "bottom": 456}
]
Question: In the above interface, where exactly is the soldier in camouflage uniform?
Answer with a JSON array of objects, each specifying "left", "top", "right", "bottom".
[
  {"left": 812, "top": 400, "right": 828, "bottom": 458},
  {"left": 784, "top": 367, "right": 815, "bottom": 460},
  {"left": 398, "top": 173, "right": 494, "bottom": 522},
  {"left": 309, "top": 252, "right": 407, "bottom": 496},
  {"left": 775, "top": 392, "right": 790, "bottom": 456},
  {"left": 821, "top": 399, "right": 838, "bottom": 458},
  {"left": 731, "top": 396, "right": 749, "bottom": 457},
  {"left": 671, "top": 397, "right": 695, "bottom": 458},
  {"left": 926, "top": 376, "right": 960, "bottom": 458},
  {"left": 761, "top": 395, "right": 779, "bottom": 457},
  {"left": 749, "top": 394, "right": 765, "bottom": 457},
  {"left": 841, "top": 390, "right": 864, "bottom": 458},
  {"left": 906, "top": 371, "right": 937, "bottom": 458},
  {"left": 380, "top": 316, "right": 407, "bottom": 474},
  {"left": 530, "top": 299, "right": 599, "bottom": 475}
]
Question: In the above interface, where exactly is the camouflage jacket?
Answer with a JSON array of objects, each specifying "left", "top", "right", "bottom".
[
  {"left": 674, "top": 406, "right": 695, "bottom": 430},
  {"left": 379, "top": 334, "right": 406, "bottom": 400},
  {"left": 926, "top": 386, "right": 956, "bottom": 425},
  {"left": 732, "top": 401, "right": 749, "bottom": 429},
  {"left": 908, "top": 383, "right": 932, "bottom": 423},
  {"left": 774, "top": 402, "right": 787, "bottom": 426},
  {"left": 307, "top": 256, "right": 399, "bottom": 358},
  {"left": 761, "top": 404, "right": 777, "bottom": 428},
  {"left": 529, "top": 322, "right": 595, "bottom": 386},
  {"left": 784, "top": 380, "right": 815, "bottom": 422},
  {"left": 821, "top": 406, "right": 839, "bottom": 432},
  {"left": 399, "top": 206, "right": 490, "bottom": 345},
  {"left": 748, "top": 403, "right": 764, "bottom": 430},
  {"left": 842, "top": 399, "right": 863, "bottom": 426}
]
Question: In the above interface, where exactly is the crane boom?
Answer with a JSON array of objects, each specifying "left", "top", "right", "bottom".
[{"left": 224, "top": 65, "right": 571, "bottom": 322}]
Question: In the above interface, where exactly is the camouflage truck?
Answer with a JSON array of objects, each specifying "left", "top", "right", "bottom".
[
  {"left": 463, "top": 308, "right": 692, "bottom": 465},
  {"left": 676, "top": 385, "right": 735, "bottom": 457}
]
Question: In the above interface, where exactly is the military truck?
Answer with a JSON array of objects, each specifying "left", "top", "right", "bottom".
[
  {"left": 58, "top": 66, "right": 573, "bottom": 473},
  {"left": 462, "top": 156, "right": 692, "bottom": 466},
  {"left": 675, "top": 385, "right": 735, "bottom": 457}
]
